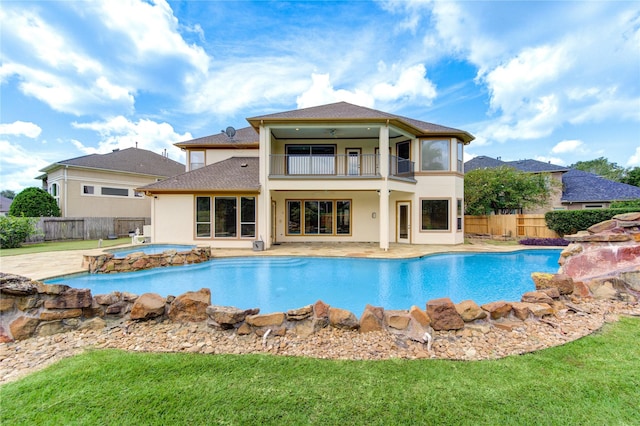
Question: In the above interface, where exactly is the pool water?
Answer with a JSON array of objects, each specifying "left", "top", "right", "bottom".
[
  {"left": 46, "top": 249, "right": 561, "bottom": 315},
  {"left": 108, "top": 244, "right": 196, "bottom": 258}
]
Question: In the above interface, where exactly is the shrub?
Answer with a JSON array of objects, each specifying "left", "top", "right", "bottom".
[
  {"left": 610, "top": 199, "right": 640, "bottom": 209},
  {"left": 519, "top": 238, "right": 570, "bottom": 246},
  {"left": 8, "top": 187, "right": 61, "bottom": 217},
  {"left": 545, "top": 208, "right": 639, "bottom": 236},
  {"left": 0, "top": 216, "right": 41, "bottom": 248}
]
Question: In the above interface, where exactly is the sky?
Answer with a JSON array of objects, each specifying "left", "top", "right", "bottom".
[{"left": 1, "top": 0, "right": 639, "bottom": 192}]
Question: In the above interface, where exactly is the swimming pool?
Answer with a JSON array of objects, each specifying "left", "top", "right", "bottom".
[
  {"left": 108, "top": 244, "right": 196, "bottom": 258},
  {"left": 46, "top": 249, "right": 561, "bottom": 314}
]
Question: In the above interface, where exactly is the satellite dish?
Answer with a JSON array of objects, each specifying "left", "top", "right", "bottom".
[{"left": 225, "top": 126, "right": 236, "bottom": 139}]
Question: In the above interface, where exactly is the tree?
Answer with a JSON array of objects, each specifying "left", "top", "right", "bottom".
[
  {"left": 621, "top": 167, "right": 640, "bottom": 187},
  {"left": 1, "top": 189, "right": 16, "bottom": 199},
  {"left": 464, "top": 166, "right": 556, "bottom": 215},
  {"left": 0, "top": 216, "right": 40, "bottom": 248},
  {"left": 8, "top": 187, "right": 61, "bottom": 217},
  {"left": 569, "top": 157, "right": 625, "bottom": 182}
]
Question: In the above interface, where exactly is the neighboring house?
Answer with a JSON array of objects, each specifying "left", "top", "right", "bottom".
[
  {"left": 464, "top": 156, "right": 640, "bottom": 212},
  {"left": 0, "top": 196, "right": 13, "bottom": 216},
  {"left": 139, "top": 102, "right": 474, "bottom": 250},
  {"left": 37, "top": 147, "right": 185, "bottom": 217}
]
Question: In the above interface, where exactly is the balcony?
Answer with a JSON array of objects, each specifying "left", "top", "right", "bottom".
[{"left": 269, "top": 154, "right": 414, "bottom": 180}]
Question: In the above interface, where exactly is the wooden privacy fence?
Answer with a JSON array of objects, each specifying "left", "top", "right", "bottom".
[
  {"left": 464, "top": 214, "right": 559, "bottom": 239},
  {"left": 26, "top": 217, "right": 150, "bottom": 242}
]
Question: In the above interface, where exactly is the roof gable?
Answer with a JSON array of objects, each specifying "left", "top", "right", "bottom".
[
  {"left": 175, "top": 126, "right": 258, "bottom": 149},
  {"left": 40, "top": 147, "right": 185, "bottom": 177}
]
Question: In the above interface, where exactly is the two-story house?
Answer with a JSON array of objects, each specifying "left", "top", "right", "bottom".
[
  {"left": 37, "top": 147, "right": 185, "bottom": 218},
  {"left": 139, "top": 102, "right": 474, "bottom": 250}
]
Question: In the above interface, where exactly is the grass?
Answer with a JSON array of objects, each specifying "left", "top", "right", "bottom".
[
  {"left": 1, "top": 316, "right": 638, "bottom": 425},
  {"left": 0, "top": 238, "right": 130, "bottom": 257}
]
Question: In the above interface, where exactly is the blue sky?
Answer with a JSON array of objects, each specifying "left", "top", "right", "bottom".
[{"left": 1, "top": 0, "right": 639, "bottom": 191}]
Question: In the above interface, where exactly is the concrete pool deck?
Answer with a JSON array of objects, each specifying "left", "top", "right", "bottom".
[{"left": 1, "top": 240, "right": 536, "bottom": 281}]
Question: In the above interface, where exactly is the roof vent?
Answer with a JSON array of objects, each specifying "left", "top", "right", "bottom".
[
  {"left": 240, "top": 162, "right": 248, "bottom": 168},
  {"left": 112, "top": 148, "right": 120, "bottom": 152}
]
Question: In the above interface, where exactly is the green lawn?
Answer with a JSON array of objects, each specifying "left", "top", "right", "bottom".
[
  {"left": 1, "top": 316, "right": 638, "bottom": 425},
  {"left": 0, "top": 238, "right": 130, "bottom": 257}
]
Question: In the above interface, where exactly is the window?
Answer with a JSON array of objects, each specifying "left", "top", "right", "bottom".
[
  {"left": 457, "top": 140, "right": 464, "bottom": 173},
  {"left": 240, "top": 197, "right": 256, "bottom": 238},
  {"left": 457, "top": 199, "right": 463, "bottom": 231},
  {"left": 50, "top": 183, "right": 58, "bottom": 197},
  {"left": 83, "top": 185, "right": 94, "bottom": 195},
  {"left": 286, "top": 199, "right": 351, "bottom": 235},
  {"left": 421, "top": 199, "right": 449, "bottom": 231},
  {"left": 584, "top": 204, "right": 604, "bottom": 209},
  {"left": 101, "top": 187, "right": 129, "bottom": 197},
  {"left": 212, "top": 196, "right": 256, "bottom": 238},
  {"left": 190, "top": 151, "right": 205, "bottom": 171},
  {"left": 286, "top": 145, "right": 335, "bottom": 174},
  {"left": 396, "top": 141, "right": 411, "bottom": 174},
  {"left": 421, "top": 139, "right": 450, "bottom": 171},
  {"left": 196, "top": 197, "right": 211, "bottom": 238}
]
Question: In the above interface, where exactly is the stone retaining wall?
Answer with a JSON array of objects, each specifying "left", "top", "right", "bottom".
[
  {"left": 2, "top": 215, "right": 638, "bottom": 344},
  {"left": 82, "top": 247, "right": 212, "bottom": 273}
]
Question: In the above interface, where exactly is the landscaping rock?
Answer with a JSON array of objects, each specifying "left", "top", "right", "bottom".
[
  {"left": 168, "top": 288, "right": 210, "bottom": 322},
  {"left": 44, "top": 288, "right": 93, "bottom": 309},
  {"left": 0, "top": 274, "right": 38, "bottom": 296},
  {"left": 384, "top": 310, "right": 410, "bottom": 330},
  {"left": 329, "top": 307, "right": 359, "bottom": 330},
  {"left": 359, "top": 307, "right": 383, "bottom": 333},
  {"left": 287, "top": 305, "right": 313, "bottom": 321},
  {"left": 521, "top": 291, "right": 554, "bottom": 304},
  {"left": 313, "top": 300, "right": 330, "bottom": 319},
  {"left": 130, "top": 293, "right": 166, "bottom": 320},
  {"left": 206, "top": 305, "right": 259, "bottom": 329},
  {"left": 455, "top": 300, "right": 487, "bottom": 322},
  {"left": 427, "top": 298, "right": 464, "bottom": 330},
  {"left": 9, "top": 316, "right": 40, "bottom": 340},
  {"left": 409, "top": 305, "right": 430, "bottom": 327},
  {"left": 481, "top": 301, "right": 512, "bottom": 320},
  {"left": 245, "top": 312, "right": 285, "bottom": 327}
]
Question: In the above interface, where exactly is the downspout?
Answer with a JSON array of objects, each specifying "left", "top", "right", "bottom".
[{"left": 64, "top": 165, "right": 68, "bottom": 217}]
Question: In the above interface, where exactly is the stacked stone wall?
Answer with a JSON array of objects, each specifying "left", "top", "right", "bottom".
[{"left": 82, "top": 247, "right": 211, "bottom": 273}]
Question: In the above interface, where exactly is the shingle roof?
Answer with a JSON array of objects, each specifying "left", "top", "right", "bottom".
[
  {"left": 505, "top": 159, "right": 568, "bottom": 173},
  {"left": 0, "top": 196, "right": 13, "bottom": 213},
  {"left": 138, "top": 157, "right": 260, "bottom": 193},
  {"left": 561, "top": 169, "right": 640, "bottom": 202},
  {"left": 40, "top": 147, "right": 185, "bottom": 177},
  {"left": 175, "top": 127, "right": 258, "bottom": 148},
  {"left": 463, "top": 156, "right": 509, "bottom": 171},
  {"left": 247, "top": 101, "right": 475, "bottom": 143}
]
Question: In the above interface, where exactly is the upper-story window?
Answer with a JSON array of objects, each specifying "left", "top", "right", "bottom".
[
  {"left": 190, "top": 151, "right": 205, "bottom": 171},
  {"left": 50, "top": 183, "right": 60, "bottom": 206},
  {"left": 457, "top": 140, "right": 464, "bottom": 173},
  {"left": 421, "top": 139, "right": 450, "bottom": 171}
]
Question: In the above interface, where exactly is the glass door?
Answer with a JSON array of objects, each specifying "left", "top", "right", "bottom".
[{"left": 397, "top": 201, "right": 410, "bottom": 243}]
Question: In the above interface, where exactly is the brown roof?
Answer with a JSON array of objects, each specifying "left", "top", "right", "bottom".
[
  {"left": 39, "top": 147, "right": 185, "bottom": 177},
  {"left": 175, "top": 127, "right": 259, "bottom": 149},
  {"left": 247, "top": 101, "right": 474, "bottom": 143},
  {"left": 138, "top": 157, "right": 260, "bottom": 193}
]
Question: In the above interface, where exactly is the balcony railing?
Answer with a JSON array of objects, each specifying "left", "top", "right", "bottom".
[{"left": 269, "top": 154, "right": 414, "bottom": 179}]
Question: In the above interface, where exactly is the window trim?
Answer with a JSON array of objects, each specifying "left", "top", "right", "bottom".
[
  {"left": 419, "top": 198, "right": 451, "bottom": 232},
  {"left": 456, "top": 198, "right": 463, "bottom": 232},
  {"left": 195, "top": 196, "right": 212, "bottom": 238},
  {"left": 195, "top": 195, "right": 257, "bottom": 240},
  {"left": 285, "top": 198, "right": 352, "bottom": 236},
  {"left": 420, "top": 138, "right": 452, "bottom": 172},
  {"left": 189, "top": 150, "right": 206, "bottom": 171}
]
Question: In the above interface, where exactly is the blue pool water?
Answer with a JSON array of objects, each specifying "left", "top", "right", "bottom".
[
  {"left": 108, "top": 244, "right": 195, "bottom": 258},
  {"left": 46, "top": 249, "right": 561, "bottom": 314}
]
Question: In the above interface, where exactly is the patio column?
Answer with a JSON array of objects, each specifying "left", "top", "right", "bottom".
[
  {"left": 258, "top": 124, "right": 271, "bottom": 249},
  {"left": 379, "top": 125, "right": 390, "bottom": 251}
]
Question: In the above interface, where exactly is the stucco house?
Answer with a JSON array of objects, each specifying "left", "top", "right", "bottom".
[
  {"left": 464, "top": 156, "right": 640, "bottom": 212},
  {"left": 37, "top": 147, "right": 185, "bottom": 217},
  {"left": 139, "top": 102, "right": 474, "bottom": 250}
]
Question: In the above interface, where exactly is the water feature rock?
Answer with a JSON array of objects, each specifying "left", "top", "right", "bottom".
[
  {"left": 620, "top": 270, "right": 640, "bottom": 292},
  {"left": 40, "top": 309, "right": 82, "bottom": 321},
  {"left": 0, "top": 298, "right": 14, "bottom": 313},
  {"left": 481, "top": 301, "right": 512, "bottom": 320},
  {"left": 206, "top": 305, "right": 259, "bottom": 329},
  {"left": 287, "top": 305, "right": 313, "bottom": 321},
  {"left": 329, "top": 307, "right": 359, "bottom": 330},
  {"left": 532, "top": 273, "right": 574, "bottom": 295},
  {"left": 245, "top": 312, "right": 285, "bottom": 327},
  {"left": 95, "top": 293, "right": 120, "bottom": 305},
  {"left": 168, "top": 288, "right": 211, "bottom": 322},
  {"left": 0, "top": 325, "right": 12, "bottom": 343},
  {"left": 521, "top": 291, "right": 554, "bottom": 304},
  {"left": 0, "top": 274, "right": 37, "bottom": 296},
  {"left": 131, "top": 293, "right": 166, "bottom": 320},
  {"left": 360, "top": 308, "right": 383, "bottom": 333},
  {"left": 44, "top": 288, "right": 93, "bottom": 309},
  {"left": 455, "top": 300, "right": 487, "bottom": 322},
  {"left": 409, "top": 305, "right": 430, "bottom": 327},
  {"left": 78, "top": 317, "right": 106, "bottom": 331},
  {"left": 427, "top": 298, "right": 464, "bottom": 330},
  {"left": 384, "top": 310, "right": 410, "bottom": 330},
  {"left": 9, "top": 316, "right": 40, "bottom": 340},
  {"left": 313, "top": 300, "right": 330, "bottom": 319}
]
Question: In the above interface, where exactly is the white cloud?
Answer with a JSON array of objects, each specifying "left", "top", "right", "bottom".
[
  {"left": 628, "top": 146, "right": 640, "bottom": 167},
  {"left": 72, "top": 116, "right": 192, "bottom": 162},
  {"left": 551, "top": 140, "right": 584, "bottom": 155},
  {"left": 0, "top": 140, "right": 50, "bottom": 190},
  {"left": 296, "top": 74, "right": 374, "bottom": 109},
  {"left": 534, "top": 155, "right": 566, "bottom": 166},
  {"left": 371, "top": 64, "right": 437, "bottom": 103},
  {"left": 0, "top": 121, "right": 42, "bottom": 138}
]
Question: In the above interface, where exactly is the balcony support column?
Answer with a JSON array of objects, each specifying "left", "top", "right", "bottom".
[{"left": 379, "top": 125, "right": 390, "bottom": 251}]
